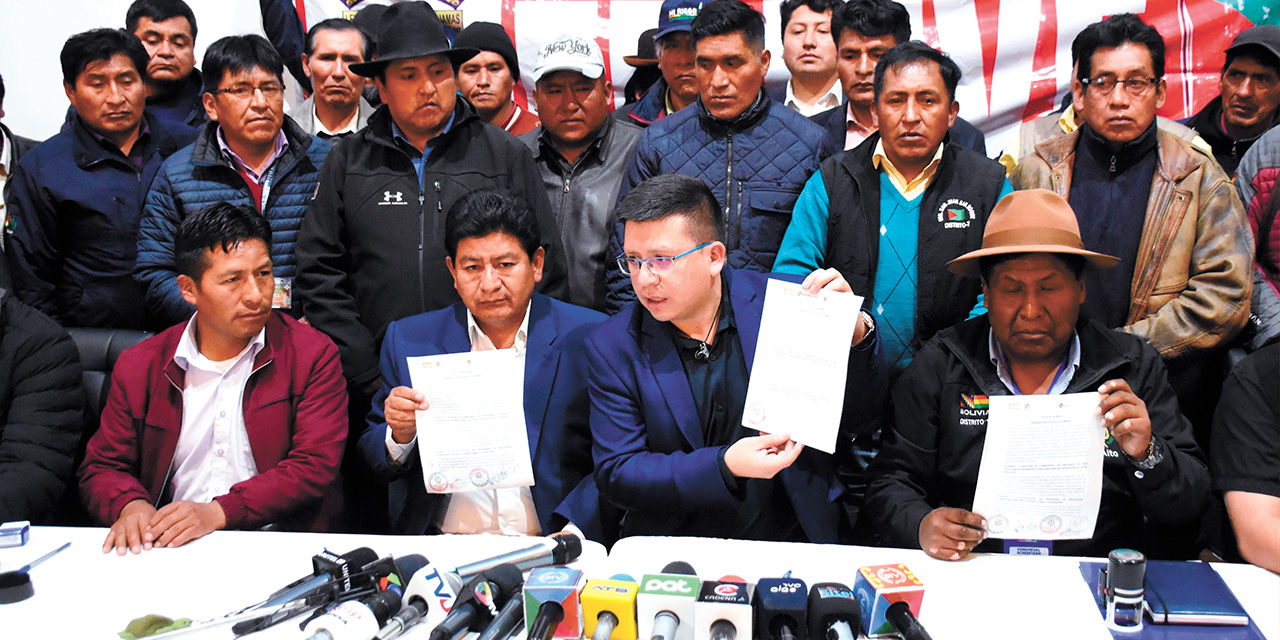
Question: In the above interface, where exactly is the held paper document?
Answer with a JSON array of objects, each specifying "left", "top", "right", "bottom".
[
  {"left": 972, "top": 393, "right": 1104, "bottom": 540},
  {"left": 406, "top": 350, "right": 535, "bottom": 494},
  {"left": 741, "top": 278, "right": 862, "bottom": 454}
]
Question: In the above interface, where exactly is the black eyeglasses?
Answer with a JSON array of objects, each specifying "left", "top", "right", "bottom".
[{"left": 1081, "top": 76, "right": 1158, "bottom": 96}]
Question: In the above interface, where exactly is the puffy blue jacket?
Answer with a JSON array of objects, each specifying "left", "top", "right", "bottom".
[
  {"left": 4, "top": 112, "right": 193, "bottom": 330},
  {"left": 606, "top": 92, "right": 832, "bottom": 313},
  {"left": 135, "top": 117, "right": 330, "bottom": 327}
]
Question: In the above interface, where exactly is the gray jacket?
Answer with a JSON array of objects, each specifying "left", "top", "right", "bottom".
[
  {"left": 520, "top": 117, "right": 643, "bottom": 312},
  {"left": 289, "top": 95, "right": 375, "bottom": 136}
]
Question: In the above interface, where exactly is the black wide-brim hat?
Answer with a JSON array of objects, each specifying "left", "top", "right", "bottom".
[{"left": 351, "top": 2, "right": 479, "bottom": 77}]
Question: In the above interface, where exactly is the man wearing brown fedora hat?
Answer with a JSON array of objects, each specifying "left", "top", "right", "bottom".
[
  {"left": 865, "top": 189, "right": 1209, "bottom": 560},
  {"left": 295, "top": 2, "right": 567, "bottom": 530}
]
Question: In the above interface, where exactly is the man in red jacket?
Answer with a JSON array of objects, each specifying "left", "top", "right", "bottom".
[{"left": 80, "top": 201, "right": 347, "bottom": 554}]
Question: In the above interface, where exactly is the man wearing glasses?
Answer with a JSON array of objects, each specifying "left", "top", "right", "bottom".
[
  {"left": 587, "top": 173, "right": 878, "bottom": 543},
  {"left": 1011, "top": 14, "right": 1251, "bottom": 444},
  {"left": 135, "top": 35, "right": 331, "bottom": 328}
]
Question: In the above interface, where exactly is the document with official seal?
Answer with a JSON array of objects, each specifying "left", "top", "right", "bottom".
[
  {"left": 406, "top": 350, "right": 535, "bottom": 493},
  {"left": 741, "top": 279, "right": 862, "bottom": 454},
  {"left": 972, "top": 393, "right": 1104, "bottom": 540}
]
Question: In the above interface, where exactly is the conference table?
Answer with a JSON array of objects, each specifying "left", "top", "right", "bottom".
[{"left": 0, "top": 527, "right": 1276, "bottom": 639}]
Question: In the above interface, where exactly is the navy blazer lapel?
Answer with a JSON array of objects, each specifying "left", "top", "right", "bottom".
[
  {"left": 639, "top": 311, "right": 704, "bottom": 449},
  {"left": 731, "top": 270, "right": 765, "bottom": 375},
  {"left": 523, "top": 295, "right": 557, "bottom": 460}
]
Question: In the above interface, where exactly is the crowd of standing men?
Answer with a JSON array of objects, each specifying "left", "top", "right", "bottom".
[{"left": 1, "top": 0, "right": 1279, "bottom": 575}]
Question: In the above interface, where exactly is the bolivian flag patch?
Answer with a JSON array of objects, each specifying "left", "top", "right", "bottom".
[{"left": 961, "top": 394, "right": 988, "bottom": 409}]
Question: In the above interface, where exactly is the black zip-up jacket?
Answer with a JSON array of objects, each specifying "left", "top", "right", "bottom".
[
  {"left": 821, "top": 133, "right": 1008, "bottom": 351},
  {"left": 866, "top": 315, "right": 1211, "bottom": 558},
  {"left": 0, "top": 291, "right": 83, "bottom": 523},
  {"left": 296, "top": 100, "right": 567, "bottom": 387}
]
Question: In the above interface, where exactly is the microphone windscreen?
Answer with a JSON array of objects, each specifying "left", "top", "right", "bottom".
[
  {"left": 551, "top": 532, "right": 583, "bottom": 564},
  {"left": 806, "top": 582, "right": 859, "bottom": 640},
  {"left": 394, "top": 554, "right": 430, "bottom": 581},
  {"left": 367, "top": 590, "right": 404, "bottom": 626},
  {"left": 342, "top": 547, "right": 381, "bottom": 568},
  {"left": 485, "top": 563, "right": 527, "bottom": 605},
  {"left": 754, "top": 577, "right": 807, "bottom": 640},
  {"left": 662, "top": 561, "right": 696, "bottom": 576}
]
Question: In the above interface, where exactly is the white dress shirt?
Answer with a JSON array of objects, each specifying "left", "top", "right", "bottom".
[
  {"left": 784, "top": 77, "right": 843, "bottom": 117},
  {"left": 0, "top": 131, "right": 11, "bottom": 250},
  {"left": 385, "top": 305, "right": 542, "bottom": 535},
  {"left": 169, "top": 316, "right": 265, "bottom": 504},
  {"left": 312, "top": 102, "right": 360, "bottom": 137}
]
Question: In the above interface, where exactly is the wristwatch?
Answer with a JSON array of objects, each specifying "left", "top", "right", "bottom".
[{"left": 855, "top": 309, "right": 876, "bottom": 347}]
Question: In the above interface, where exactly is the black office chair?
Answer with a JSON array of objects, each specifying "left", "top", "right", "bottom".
[{"left": 53, "top": 327, "right": 152, "bottom": 525}]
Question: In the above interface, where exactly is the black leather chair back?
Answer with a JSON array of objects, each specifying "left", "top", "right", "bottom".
[{"left": 55, "top": 328, "right": 152, "bottom": 524}]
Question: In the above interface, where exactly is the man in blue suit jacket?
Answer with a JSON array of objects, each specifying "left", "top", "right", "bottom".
[
  {"left": 359, "top": 190, "right": 612, "bottom": 541},
  {"left": 588, "top": 174, "right": 879, "bottom": 543}
]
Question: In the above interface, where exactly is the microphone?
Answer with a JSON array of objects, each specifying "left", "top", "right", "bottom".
[
  {"left": 303, "top": 590, "right": 403, "bottom": 640},
  {"left": 374, "top": 557, "right": 463, "bottom": 640},
  {"left": 806, "top": 583, "right": 859, "bottom": 640},
  {"left": 476, "top": 596, "right": 525, "bottom": 640},
  {"left": 428, "top": 563, "right": 524, "bottom": 640},
  {"left": 754, "top": 577, "right": 808, "bottom": 640},
  {"left": 454, "top": 531, "right": 583, "bottom": 579},
  {"left": 582, "top": 574, "right": 639, "bottom": 640},
  {"left": 523, "top": 566, "right": 584, "bottom": 640},
  {"left": 694, "top": 578, "right": 753, "bottom": 640},
  {"left": 886, "top": 602, "right": 933, "bottom": 640},
  {"left": 851, "top": 564, "right": 924, "bottom": 638},
  {"left": 637, "top": 561, "right": 700, "bottom": 640},
  {"left": 264, "top": 547, "right": 382, "bottom": 608}
]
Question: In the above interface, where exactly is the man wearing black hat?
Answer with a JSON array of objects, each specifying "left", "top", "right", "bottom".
[
  {"left": 455, "top": 22, "right": 540, "bottom": 136},
  {"left": 1184, "top": 24, "right": 1280, "bottom": 177},
  {"left": 295, "top": 2, "right": 568, "bottom": 473}
]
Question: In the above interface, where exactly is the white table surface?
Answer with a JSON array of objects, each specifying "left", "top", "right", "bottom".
[
  {"left": 605, "top": 537, "right": 1280, "bottom": 640},
  {"left": 2, "top": 529, "right": 1275, "bottom": 640},
  {"left": 0, "top": 526, "right": 607, "bottom": 639}
]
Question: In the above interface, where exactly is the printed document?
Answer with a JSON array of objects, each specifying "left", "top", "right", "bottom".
[
  {"left": 972, "top": 393, "right": 1104, "bottom": 540},
  {"left": 742, "top": 279, "right": 862, "bottom": 454},
  {"left": 406, "top": 350, "right": 535, "bottom": 493}
]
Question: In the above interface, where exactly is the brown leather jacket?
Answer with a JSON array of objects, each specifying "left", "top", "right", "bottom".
[{"left": 1011, "top": 127, "right": 1252, "bottom": 359}]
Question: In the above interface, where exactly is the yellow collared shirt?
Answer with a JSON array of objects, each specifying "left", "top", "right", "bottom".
[{"left": 872, "top": 139, "right": 945, "bottom": 200}]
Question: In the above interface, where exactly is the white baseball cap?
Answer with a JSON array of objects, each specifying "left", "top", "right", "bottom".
[{"left": 532, "top": 35, "right": 605, "bottom": 83}]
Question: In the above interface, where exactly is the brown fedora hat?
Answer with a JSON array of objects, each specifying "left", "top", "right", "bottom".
[
  {"left": 946, "top": 189, "right": 1120, "bottom": 278},
  {"left": 350, "top": 2, "right": 479, "bottom": 78}
]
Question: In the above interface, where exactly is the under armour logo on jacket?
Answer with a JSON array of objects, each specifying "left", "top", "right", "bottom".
[{"left": 379, "top": 191, "right": 407, "bottom": 206}]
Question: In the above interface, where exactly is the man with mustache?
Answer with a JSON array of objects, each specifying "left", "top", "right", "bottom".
[
  {"left": 135, "top": 35, "right": 331, "bottom": 329},
  {"left": 1012, "top": 13, "right": 1252, "bottom": 444},
  {"left": 775, "top": 41, "right": 1011, "bottom": 381},
  {"left": 455, "top": 22, "right": 539, "bottom": 136},
  {"left": 613, "top": 0, "right": 703, "bottom": 128},
  {"left": 292, "top": 19, "right": 374, "bottom": 139},
  {"left": 295, "top": 3, "right": 565, "bottom": 531},
  {"left": 520, "top": 35, "right": 643, "bottom": 312},
  {"left": 127, "top": 0, "right": 205, "bottom": 129},
  {"left": 809, "top": 0, "right": 985, "bottom": 154},
  {"left": 1184, "top": 25, "right": 1280, "bottom": 178},
  {"left": 866, "top": 189, "right": 1210, "bottom": 560}
]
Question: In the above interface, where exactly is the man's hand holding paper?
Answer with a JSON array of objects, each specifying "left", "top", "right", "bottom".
[
  {"left": 1098, "top": 379, "right": 1153, "bottom": 460},
  {"left": 384, "top": 386, "right": 429, "bottom": 445}
]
